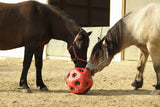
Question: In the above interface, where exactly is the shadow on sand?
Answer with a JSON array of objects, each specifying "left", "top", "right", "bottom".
[
  {"left": 0, "top": 88, "right": 152, "bottom": 96},
  {"left": 53, "top": 89, "right": 152, "bottom": 96}
]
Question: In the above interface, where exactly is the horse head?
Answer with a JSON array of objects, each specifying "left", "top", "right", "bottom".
[
  {"left": 86, "top": 20, "right": 123, "bottom": 76},
  {"left": 68, "top": 30, "right": 92, "bottom": 68},
  {"left": 86, "top": 35, "right": 113, "bottom": 76}
]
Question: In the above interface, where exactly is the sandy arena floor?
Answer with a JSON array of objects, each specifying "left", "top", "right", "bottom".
[{"left": 0, "top": 58, "right": 160, "bottom": 107}]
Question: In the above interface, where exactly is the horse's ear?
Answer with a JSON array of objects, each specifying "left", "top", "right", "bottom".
[
  {"left": 102, "top": 39, "right": 108, "bottom": 47},
  {"left": 87, "top": 31, "right": 92, "bottom": 36},
  {"left": 97, "top": 37, "right": 101, "bottom": 42}
]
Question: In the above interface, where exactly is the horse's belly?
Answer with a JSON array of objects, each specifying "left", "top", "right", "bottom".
[{"left": 0, "top": 41, "right": 23, "bottom": 50}]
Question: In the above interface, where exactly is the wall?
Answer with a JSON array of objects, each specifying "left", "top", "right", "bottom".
[
  {"left": 0, "top": 0, "right": 46, "bottom": 4},
  {"left": 110, "top": 0, "right": 122, "bottom": 62},
  {"left": 47, "top": 27, "right": 110, "bottom": 60}
]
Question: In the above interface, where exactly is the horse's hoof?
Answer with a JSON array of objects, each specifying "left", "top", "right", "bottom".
[
  {"left": 130, "top": 87, "right": 138, "bottom": 90},
  {"left": 22, "top": 88, "right": 32, "bottom": 93},
  {"left": 150, "top": 87, "right": 160, "bottom": 95},
  {"left": 40, "top": 87, "right": 48, "bottom": 91},
  {"left": 131, "top": 80, "right": 143, "bottom": 89}
]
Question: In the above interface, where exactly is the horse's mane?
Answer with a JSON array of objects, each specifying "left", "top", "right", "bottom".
[
  {"left": 47, "top": 4, "right": 82, "bottom": 36},
  {"left": 47, "top": 4, "right": 80, "bottom": 31},
  {"left": 105, "top": 20, "right": 122, "bottom": 55}
]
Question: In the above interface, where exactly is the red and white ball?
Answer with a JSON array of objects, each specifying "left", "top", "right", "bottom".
[{"left": 66, "top": 68, "right": 93, "bottom": 94}]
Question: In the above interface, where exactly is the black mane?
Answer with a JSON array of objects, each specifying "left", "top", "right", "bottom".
[
  {"left": 47, "top": 3, "right": 81, "bottom": 34},
  {"left": 48, "top": 4, "right": 77, "bottom": 26},
  {"left": 90, "top": 20, "right": 123, "bottom": 60},
  {"left": 105, "top": 20, "right": 122, "bottom": 56}
]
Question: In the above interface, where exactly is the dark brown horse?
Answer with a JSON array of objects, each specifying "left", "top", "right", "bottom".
[
  {"left": 86, "top": 3, "right": 160, "bottom": 94},
  {"left": 0, "top": 1, "right": 92, "bottom": 92}
]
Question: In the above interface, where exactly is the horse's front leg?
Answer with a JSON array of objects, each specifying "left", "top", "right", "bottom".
[
  {"left": 20, "top": 46, "right": 34, "bottom": 93},
  {"left": 34, "top": 46, "right": 48, "bottom": 91},
  {"left": 131, "top": 49, "right": 149, "bottom": 90}
]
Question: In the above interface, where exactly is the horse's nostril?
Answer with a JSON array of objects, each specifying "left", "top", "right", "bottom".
[
  {"left": 90, "top": 71, "right": 95, "bottom": 76},
  {"left": 86, "top": 67, "right": 91, "bottom": 72},
  {"left": 85, "top": 67, "right": 89, "bottom": 71},
  {"left": 86, "top": 67, "right": 94, "bottom": 76}
]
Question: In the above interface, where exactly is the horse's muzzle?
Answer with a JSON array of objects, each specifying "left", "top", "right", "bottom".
[{"left": 85, "top": 66, "right": 95, "bottom": 76}]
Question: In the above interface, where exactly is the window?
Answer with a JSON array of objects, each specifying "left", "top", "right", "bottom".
[{"left": 48, "top": 0, "right": 110, "bottom": 27}]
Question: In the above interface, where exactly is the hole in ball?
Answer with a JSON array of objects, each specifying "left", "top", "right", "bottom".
[
  {"left": 75, "top": 81, "right": 80, "bottom": 86},
  {"left": 71, "top": 87, "right": 75, "bottom": 91},
  {"left": 72, "top": 73, "right": 77, "bottom": 77},
  {"left": 79, "top": 69, "right": 84, "bottom": 72},
  {"left": 84, "top": 82, "right": 88, "bottom": 86},
  {"left": 87, "top": 74, "right": 90, "bottom": 78}
]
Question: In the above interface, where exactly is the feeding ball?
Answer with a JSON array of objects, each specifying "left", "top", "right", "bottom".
[{"left": 66, "top": 68, "right": 93, "bottom": 94}]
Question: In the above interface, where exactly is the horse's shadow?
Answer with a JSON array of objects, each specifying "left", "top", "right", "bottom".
[
  {"left": 0, "top": 88, "right": 152, "bottom": 95},
  {"left": 53, "top": 89, "right": 152, "bottom": 96},
  {"left": 0, "top": 88, "right": 55, "bottom": 93}
]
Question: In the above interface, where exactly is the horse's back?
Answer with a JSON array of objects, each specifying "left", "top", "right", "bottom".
[
  {"left": 123, "top": 3, "right": 160, "bottom": 45},
  {"left": 0, "top": 1, "right": 49, "bottom": 24},
  {"left": 0, "top": 1, "right": 50, "bottom": 49}
]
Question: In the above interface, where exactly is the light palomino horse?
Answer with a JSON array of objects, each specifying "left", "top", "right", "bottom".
[{"left": 86, "top": 3, "right": 160, "bottom": 94}]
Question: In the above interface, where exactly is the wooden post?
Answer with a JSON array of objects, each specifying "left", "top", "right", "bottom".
[
  {"left": 46, "top": 0, "right": 49, "bottom": 4},
  {"left": 121, "top": 0, "right": 125, "bottom": 60}
]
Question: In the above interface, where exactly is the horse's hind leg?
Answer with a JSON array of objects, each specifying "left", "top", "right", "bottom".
[
  {"left": 20, "top": 46, "right": 34, "bottom": 93},
  {"left": 34, "top": 46, "right": 48, "bottom": 91},
  {"left": 131, "top": 49, "right": 149, "bottom": 90},
  {"left": 150, "top": 56, "right": 160, "bottom": 94}
]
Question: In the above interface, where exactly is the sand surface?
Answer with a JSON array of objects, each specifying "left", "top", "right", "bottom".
[{"left": 0, "top": 58, "right": 159, "bottom": 107}]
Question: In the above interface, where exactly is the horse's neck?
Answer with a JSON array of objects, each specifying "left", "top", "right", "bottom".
[
  {"left": 50, "top": 19, "right": 79, "bottom": 44},
  {"left": 107, "top": 21, "right": 122, "bottom": 55},
  {"left": 57, "top": 25, "right": 80, "bottom": 44},
  {"left": 48, "top": 6, "right": 80, "bottom": 44},
  {"left": 120, "top": 33, "right": 134, "bottom": 51},
  {"left": 63, "top": 23, "right": 80, "bottom": 44},
  {"left": 120, "top": 20, "right": 135, "bottom": 51},
  {"left": 109, "top": 20, "right": 133, "bottom": 56}
]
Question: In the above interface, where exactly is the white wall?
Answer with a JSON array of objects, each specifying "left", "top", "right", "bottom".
[
  {"left": 0, "top": 0, "right": 47, "bottom": 58},
  {"left": 110, "top": 0, "right": 123, "bottom": 27},
  {"left": 0, "top": 0, "right": 46, "bottom": 4},
  {"left": 110, "top": 0, "right": 123, "bottom": 62}
]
